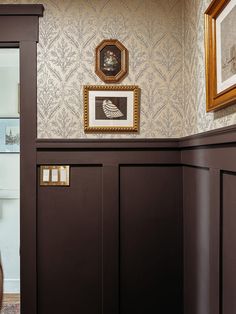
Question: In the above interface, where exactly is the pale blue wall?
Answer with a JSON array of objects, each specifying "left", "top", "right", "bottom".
[{"left": 0, "top": 48, "right": 20, "bottom": 293}]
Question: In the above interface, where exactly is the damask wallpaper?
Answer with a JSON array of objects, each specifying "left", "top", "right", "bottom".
[
  {"left": 0, "top": 0, "right": 184, "bottom": 138},
  {"left": 1, "top": 0, "right": 236, "bottom": 138},
  {"left": 183, "top": 0, "right": 236, "bottom": 136}
]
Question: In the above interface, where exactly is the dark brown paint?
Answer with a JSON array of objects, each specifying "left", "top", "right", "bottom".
[
  {"left": 183, "top": 166, "right": 210, "bottom": 314},
  {"left": 0, "top": 4, "right": 43, "bottom": 314},
  {"left": 20, "top": 40, "right": 38, "bottom": 314},
  {"left": 209, "top": 169, "right": 220, "bottom": 314},
  {"left": 1, "top": 4, "right": 236, "bottom": 314},
  {"left": 222, "top": 172, "right": 236, "bottom": 314},
  {"left": 119, "top": 166, "right": 182, "bottom": 314},
  {"left": 37, "top": 166, "right": 103, "bottom": 314},
  {"left": 36, "top": 128, "right": 236, "bottom": 314},
  {"left": 0, "top": 4, "right": 44, "bottom": 16},
  {"left": 102, "top": 165, "right": 120, "bottom": 314},
  {"left": 0, "top": 16, "right": 39, "bottom": 42}
]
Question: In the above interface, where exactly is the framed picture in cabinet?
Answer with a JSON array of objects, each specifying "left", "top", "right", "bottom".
[{"left": 0, "top": 118, "right": 20, "bottom": 153}]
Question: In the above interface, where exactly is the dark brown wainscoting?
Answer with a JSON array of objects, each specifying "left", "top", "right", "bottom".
[
  {"left": 1, "top": 4, "right": 235, "bottom": 314},
  {"left": 183, "top": 166, "right": 211, "bottom": 314},
  {"left": 181, "top": 125, "right": 236, "bottom": 314},
  {"left": 36, "top": 141, "right": 182, "bottom": 314},
  {"left": 221, "top": 172, "right": 236, "bottom": 314},
  {"left": 36, "top": 124, "right": 236, "bottom": 314},
  {"left": 37, "top": 166, "right": 103, "bottom": 314},
  {"left": 119, "top": 165, "right": 182, "bottom": 314}
]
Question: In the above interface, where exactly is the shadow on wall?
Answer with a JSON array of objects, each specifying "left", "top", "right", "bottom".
[{"left": 213, "top": 103, "right": 236, "bottom": 121}]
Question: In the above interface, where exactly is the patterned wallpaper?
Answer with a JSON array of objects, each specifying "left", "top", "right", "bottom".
[
  {"left": 1, "top": 0, "right": 236, "bottom": 138},
  {"left": 183, "top": 0, "right": 236, "bottom": 136},
  {"left": 0, "top": 0, "right": 184, "bottom": 138}
]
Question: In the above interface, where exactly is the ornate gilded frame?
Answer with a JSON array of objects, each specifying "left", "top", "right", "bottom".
[
  {"left": 95, "top": 39, "right": 128, "bottom": 83},
  {"left": 205, "top": 0, "right": 236, "bottom": 111},
  {"left": 84, "top": 85, "right": 139, "bottom": 133}
]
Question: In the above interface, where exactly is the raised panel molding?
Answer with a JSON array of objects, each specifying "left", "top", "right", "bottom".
[
  {"left": 221, "top": 172, "right": 236, "bottom": 314},
  {"left": 183, "top": 166, "right": 210, "bottom": 314},
  {"left": 36, "top": 125, "right": 236, "bottom": 314},
  {"left": 37, "top": 166, "right": 103, "bottom": 314},
  {"left": 120, "top": 165, "right": 182, "bottom": 314}
]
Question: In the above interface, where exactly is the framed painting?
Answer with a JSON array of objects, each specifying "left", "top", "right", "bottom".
[
  {"left": 95, "top": 39, "right": 128, "bottom": 83},
  {"left": 84, "top": 85, "right": 139, "bottom": 132},
  {"left": 205, "top": 0, "right": 236, "bottom": 111},
  {"left": 0, "top": 118, "right": 20, "bottom": 153}
]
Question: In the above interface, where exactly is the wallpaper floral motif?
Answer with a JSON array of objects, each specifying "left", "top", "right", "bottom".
[
  {"left": 1, "top": 0, "right": 236, "bottom": 138},
  {"left": 0, "top": 0, "right": 184, "bottom": 138},
  {"left": 183, "top": 0, "right": 236, "bottom": 136}
]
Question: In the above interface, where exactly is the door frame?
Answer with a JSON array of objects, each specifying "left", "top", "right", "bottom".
[{"left": 0, "top": 5, "right": 44, "bottom": 314}]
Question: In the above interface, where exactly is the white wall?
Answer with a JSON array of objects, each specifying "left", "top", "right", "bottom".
[
  {"left": 0, "top": 48, "right": 20, "bottom": 293},
  {"left": 0, "top": 154, "right": 20, "bottom": 293},
  {"left": 0, "top": 49, "right": 19, "bottom": 117}
]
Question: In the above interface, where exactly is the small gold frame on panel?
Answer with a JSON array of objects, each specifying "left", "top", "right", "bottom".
[
  {"left": 205, "top": 0, "right": 236, "bottom": 111},
  {"left": 84, "top": 85, "right": 140, "bottom": 133},
  {"left": 40, "top": 165, "right": 70, "bottom": 186}
]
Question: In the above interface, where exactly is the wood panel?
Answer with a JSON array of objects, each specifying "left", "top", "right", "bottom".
[
  {"left": 119, "top": 166, "right": 183, "bottom": 314},
  {"left": 37, "top": 150, "right": 180, "bottom": 165},
  {"left": 102, "top": 165, "right": 119, "bottom": 314},
  {"left": 0, "top": 16, "right": 39, "bottom": 41},
  {"left": 35, "top": 125, "right": 236, "bottom": 314},
  {"left": 181, "top": 146, "right": 236, "bottom": 171},
  {"left": 209, "top": 169, "right": 220, "bottom": 314},
  {"left": 0, "top": 4, "right": 44, "bottom": 16},
  {"left": 222, "top": 172, "right": 236, "bottom": 314},
  {"left": 183, "top": 166, "right": 210, "bottom": 314},
  {"left": 36, "top": 160, "right": 183, "bottom": 314},
  {"left": 37, "top": 166, "right": 103, "bottom": 314},
  {"left": 20, "top": 40, "right": 38, "bottom": 314},
  {"left": 0, "top": 5, "right": 43, "bottom": 314}
]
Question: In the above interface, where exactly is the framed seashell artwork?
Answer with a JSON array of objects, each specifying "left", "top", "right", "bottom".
[
  {"left": 84, "top": 85, "right": 139, "bottom": 132},
  {"left": 95, "top": 39, "right": 128, "bottom": 83}
]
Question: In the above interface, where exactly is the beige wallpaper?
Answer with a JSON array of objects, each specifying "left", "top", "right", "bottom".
[
  {"left": 0, "top": 0, "right": 184, "bottom": 138},
  {"left": 183, "top": 0, "right": 236, "bottom": 136},
  {"left": 1, "top": 0, "right": 236, "bottom": 138}
]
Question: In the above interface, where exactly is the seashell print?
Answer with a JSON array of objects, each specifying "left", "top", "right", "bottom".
[{"left": 102, "top": 100, "right": 124, "bottom": 119}]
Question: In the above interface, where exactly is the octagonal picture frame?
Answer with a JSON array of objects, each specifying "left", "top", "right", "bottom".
[{"left": 95, "top": 39, "right": 128, "bottom": 83}]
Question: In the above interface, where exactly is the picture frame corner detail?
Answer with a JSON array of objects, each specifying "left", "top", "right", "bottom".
[{"left": 205, "top": 0, "right": 236, "bottom": 111}]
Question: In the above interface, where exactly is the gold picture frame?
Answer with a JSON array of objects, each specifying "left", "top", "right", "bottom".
[
  {"left": 95, "top": 39, "right": 128, "bottom": 83},
  {"left": 205, "top": 0, "right": 236, "bottom": 111},
  {"left": 84, "top": 85, "right": 139, "bottom": 133}
]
